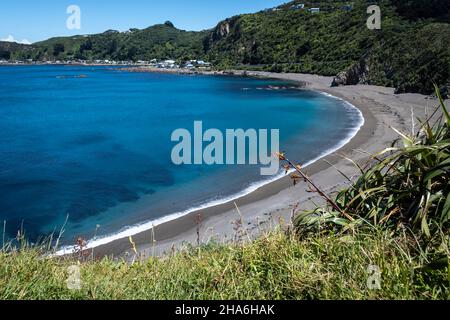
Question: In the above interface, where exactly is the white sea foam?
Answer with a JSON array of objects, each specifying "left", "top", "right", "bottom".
[{"left": 54, "top": 91, "right": 365, "bottom": 256}]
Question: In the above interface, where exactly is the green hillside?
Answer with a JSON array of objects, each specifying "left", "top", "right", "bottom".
[
  {"left": 15, "top": 21, "right": 208, "bottom": 62},
  {"left": 0, "top": 41, "right": 34, "bottom": 60},
  {"left": 204, "top": 0, "right": 450, "bottom": 94}
]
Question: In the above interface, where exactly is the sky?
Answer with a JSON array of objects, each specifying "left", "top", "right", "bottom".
[{"left": 0, "top": 0, "right": 285, "bottom": 44}]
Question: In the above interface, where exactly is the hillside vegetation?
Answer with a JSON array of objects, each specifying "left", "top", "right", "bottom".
[
  {"left": 30, "top": 22, "right": 208, "bottom": 62},
  {"left": 0, "top": 41, "right": 32, "bottom": 60}
]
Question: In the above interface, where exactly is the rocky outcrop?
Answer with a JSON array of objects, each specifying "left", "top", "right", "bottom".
[
  {"left": 217, "top": 22, "right": 230, "bottom": 38},
  {"left": 210, "top": 16, "right": 242, "bottom": 42},
  {"left": 210, "top": 21, "right": 231, "bottom": 42},
  {"left": 331, "top": 60, "right": 370, "bottom": 87}
]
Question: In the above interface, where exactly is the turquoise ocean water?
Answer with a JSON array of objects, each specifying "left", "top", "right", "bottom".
[{"left": 0, "top": 65, "right": 363, "bottom": 246}]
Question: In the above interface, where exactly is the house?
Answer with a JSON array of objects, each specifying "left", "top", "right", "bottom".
[
  {"left": 342, "top": 4, "right": 353, "bottom": 11},
  {"left": 196, "top": 60, "right": 212, "bottom": 68},
  {"left": 156, "top": 59, "right": 176, "bottom": 69},
  {"left": 291, "top": 4, "right": 305, "bottom": 10},
  {"left": 308, "top": 8, "right": 320, "bottom": 13}
]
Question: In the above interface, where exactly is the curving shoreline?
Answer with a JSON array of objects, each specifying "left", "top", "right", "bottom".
[
  {"left": 67, "top": 71, "right": 439, "bottom": 259},
  {"left": 56, "top": 88, "right": 364, "bottom": 256}
]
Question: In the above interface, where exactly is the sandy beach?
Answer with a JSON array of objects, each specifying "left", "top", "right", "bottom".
[{"left": 90, "top": 71, "right": 445, "bottom": 259}]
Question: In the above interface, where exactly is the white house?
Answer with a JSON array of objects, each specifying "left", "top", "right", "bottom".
[
  {"left": 309, "top": 8, "right": 320, "bottom": 13},
  {"left": 291, "top": 4, "right": 305, "bottom": 10}
]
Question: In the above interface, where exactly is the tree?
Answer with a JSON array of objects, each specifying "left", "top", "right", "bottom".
[
  {"left": 0, "top": 51, "right": 10, "bottom": 60},
  {"left": 53, "top": 43, "right": 65, "bottom": 57},
  {"left": 80, "top": 39, "right": 93, "bottom": 52},
  {"left": 127, "top": 47, "right": 138, "bottom": 61}
]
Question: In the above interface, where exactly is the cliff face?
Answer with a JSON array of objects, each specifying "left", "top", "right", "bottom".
[{"left": 212, "top": 20, "right": 231, "bottom": 40}]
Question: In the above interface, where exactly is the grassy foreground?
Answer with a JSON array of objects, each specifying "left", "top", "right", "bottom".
[{"left": 0, "top": 229, "right": 448, "bottom": 300}]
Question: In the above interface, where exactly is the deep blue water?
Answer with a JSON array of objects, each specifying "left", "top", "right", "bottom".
[{"left": 0, "top": 65, "right": 362, "bottom": 245}]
